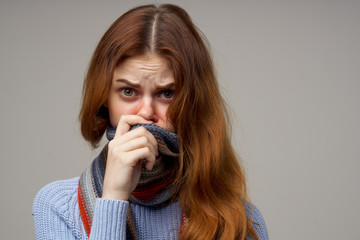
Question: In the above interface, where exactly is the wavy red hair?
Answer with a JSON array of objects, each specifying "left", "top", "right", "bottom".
[{"left": 79, "top": 4, "right": 258, "bottom": 240}]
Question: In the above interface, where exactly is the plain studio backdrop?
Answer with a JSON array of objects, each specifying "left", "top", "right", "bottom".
[{"left": 1, "top": 0, "right": 359, "bottom": 239}]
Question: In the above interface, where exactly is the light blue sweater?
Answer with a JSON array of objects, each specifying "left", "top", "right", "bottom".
[{"left": 33, "top": 177, "right": 268, "bottom": 239}]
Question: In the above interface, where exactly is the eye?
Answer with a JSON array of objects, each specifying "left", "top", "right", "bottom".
[
  {"left": 160, "top": 90, "right": 174, "bottom": 99},
  {"left": 121, "top": 88, "right": 135, "bottom": 97}
]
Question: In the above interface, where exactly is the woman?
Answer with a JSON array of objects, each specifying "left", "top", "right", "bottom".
[{"left": 33, "top": 4, "right": 268, "bottom": 240}]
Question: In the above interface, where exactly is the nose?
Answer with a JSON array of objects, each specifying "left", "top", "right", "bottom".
[{"left": 138, "top": 97, "right": 157, "bottom": 122}]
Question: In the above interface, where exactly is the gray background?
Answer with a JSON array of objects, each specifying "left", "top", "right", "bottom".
[{"left": 1, "top": 0, "right": 359, "bottom": 239}]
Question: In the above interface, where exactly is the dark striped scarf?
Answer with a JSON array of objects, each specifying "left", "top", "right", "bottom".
[{"left": 78, "top": 124, "right": 179, "bottom": 239}]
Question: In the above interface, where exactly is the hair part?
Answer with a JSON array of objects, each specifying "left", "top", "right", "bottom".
[{"left": 79, "top": 4, "right": 259, "bottom": 239}]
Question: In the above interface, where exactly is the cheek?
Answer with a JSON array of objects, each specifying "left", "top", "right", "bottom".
[
  {"left": 158, "top": 105, "right": 170, "bottom": 120},
  {"left": 157, "top": 104, "right": 175, "bottom": 131},
  {"left": 108, "top": 101, "right": 139, "bottom": 127}
]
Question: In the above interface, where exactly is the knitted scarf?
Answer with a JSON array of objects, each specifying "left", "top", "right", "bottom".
[{"left": 78, "top": 124, "right": 179, "bottom": 239}]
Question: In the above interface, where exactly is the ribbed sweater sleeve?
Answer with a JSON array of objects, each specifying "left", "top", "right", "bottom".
[{"left": 89, "top": 198, "right": 128, "bottom": 239}]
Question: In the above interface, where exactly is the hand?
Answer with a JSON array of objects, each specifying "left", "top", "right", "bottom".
[{"left": 102, "top": 115, "right": 159, "bottom": 201}]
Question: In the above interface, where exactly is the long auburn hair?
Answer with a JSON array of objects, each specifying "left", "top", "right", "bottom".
[{"left": 79, "top": 4, "right": 258, "bottom": 240}]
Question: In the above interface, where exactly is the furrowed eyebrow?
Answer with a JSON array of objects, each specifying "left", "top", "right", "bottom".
[
  {"left": 115, "top": 79, "right": 141, "bottom": 88},
  {"left": 115, "top": 79, "right": 175, "bottom": 90},
  {"left": 156, "top": 83, "right": 175, "bottom": 89}
]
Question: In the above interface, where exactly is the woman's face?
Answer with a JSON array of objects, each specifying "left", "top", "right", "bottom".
[{"left": 107, "top": 54, "right": 175, "bottom": 132}]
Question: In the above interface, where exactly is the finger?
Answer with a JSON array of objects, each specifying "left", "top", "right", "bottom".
[
  {"left": 118, "top": 135, "right": 157, "bottom": 156},
  {"left": 126, "top": 147, "right": 156, "bottom": 168},
  {"left": 115, "top": 115, "right": 153, "bottom": 138},
  {"left": 112, "top": 126, "right": 158, "bottom": 154},
  {"left": 145, "top": 158, "right": 156, "bottom": 171}
]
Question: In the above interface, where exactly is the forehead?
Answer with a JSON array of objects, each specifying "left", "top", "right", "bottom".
[{"left": 113, "top": 54, "right": 174, "bottom": 83}]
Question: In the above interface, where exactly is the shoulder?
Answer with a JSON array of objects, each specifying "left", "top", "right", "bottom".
[
  {"left": 33, "top": 177, "right": 80, "bottom": 211},
  {"left": 33, "top": 177, "right": 85, "bottom": 239},
  {"left": 245, "top": 202, "right": 269, "bottom": 240}
]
